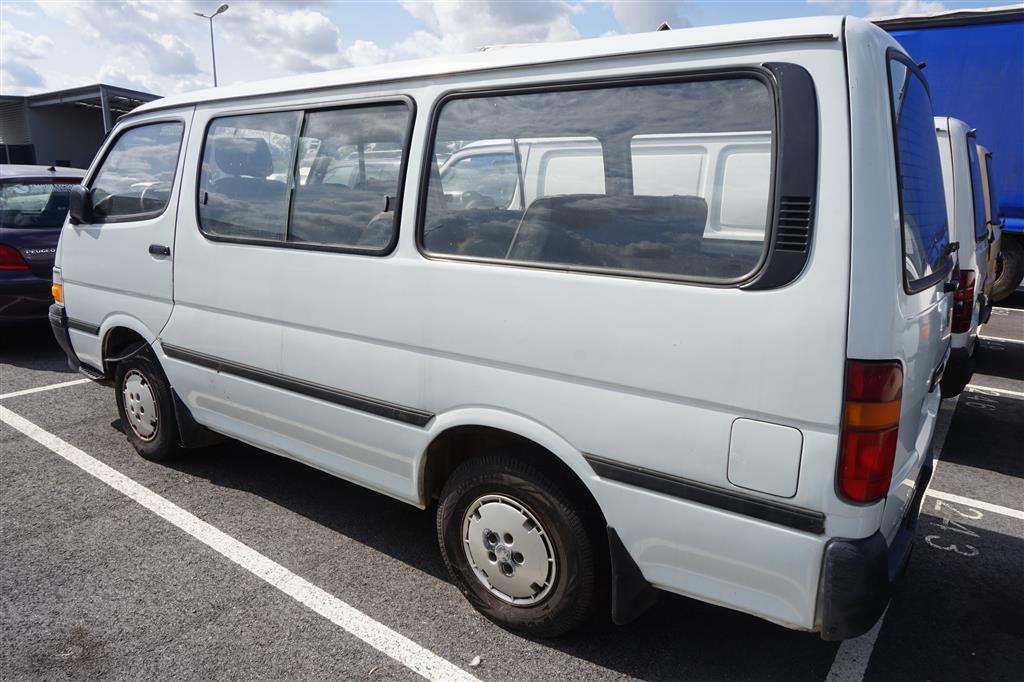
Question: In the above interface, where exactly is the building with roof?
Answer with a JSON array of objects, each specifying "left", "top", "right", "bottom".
[{"left": 0, "top": 84, "right": 159, "bottom": 168}]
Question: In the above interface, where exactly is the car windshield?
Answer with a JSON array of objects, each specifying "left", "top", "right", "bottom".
[{"left": 0, "top": 179, "right": 78, "bottom": 228}]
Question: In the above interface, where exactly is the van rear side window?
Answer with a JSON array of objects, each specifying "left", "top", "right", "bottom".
[
  {"left": 420, "top": 77, "right": 775, "bottom": 281},
  {"left": 198, "top": 102, "right": 411, "bottom": 252},
  {"left": 887, "top": 56, "right": 949, "bottom": 291}
]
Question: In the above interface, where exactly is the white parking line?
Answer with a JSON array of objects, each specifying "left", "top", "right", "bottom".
[
  {"left": 924, "top": 489, "right": 1024, "bottom": 521},
  {"left": 979, "top": 334, "right": 1024, "bottom": 345},
  {"left": 0, "top": 378, "right": 91, "bottom": 401},
  {"left": 824, "top": 608, "right": 887, "bottom": 682},
  {"left": 0, "top": 405, "right": 479, "bottom": 682},
  {"left": 964, "top": 384, "right": 1024, "bottom": 399}
]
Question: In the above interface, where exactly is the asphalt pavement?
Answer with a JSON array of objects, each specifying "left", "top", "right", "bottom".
[{"left": 1, "top": 295, "right": 1021, "bottom": 681}]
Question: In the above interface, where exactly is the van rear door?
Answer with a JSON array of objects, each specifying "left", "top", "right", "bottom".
[{"left": 877, "top": 55, "right": 952, "bottom": 542}]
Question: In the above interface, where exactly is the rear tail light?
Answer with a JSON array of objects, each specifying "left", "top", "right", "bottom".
[
  {"left": 951, "top": 269, "right": 976, "bottom": 334},
  {"left": 0, "top": 244, "right": 30, "bottom": 271},
  {"left": 839, "top": 360, "right": 903, "bottom": 503}
]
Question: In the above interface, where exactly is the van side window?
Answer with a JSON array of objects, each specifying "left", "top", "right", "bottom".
[
  {"left": 887, "top": 58, "right": 949, "bottom": 288},
  {"left": 966, "top": 138, "right": 987, "bottom": 242},
  {"left": 198, "top": 102, "right": 410, "bottom": 252},
  {"left": 90, "top": 121, "right": 184, "bottom": 221},
  {"left": 421, "top": 77, "right": 774, "bottom": 281},
  {"left": 198, "top": 111, "right": 302, "bottom": 241}
]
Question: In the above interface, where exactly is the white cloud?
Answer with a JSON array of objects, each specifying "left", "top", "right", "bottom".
[
  {"left": 606, "top": 1, "right": 696, "bottom": 33},
  {"left": 399, "top": 0, "right": 580, "bottom": 53},
  {"left": 866, "top": 1, "right": 946, "bottom": 17},
  {"left": 1, "top": 21, "right": 54, "bottom": 90}
]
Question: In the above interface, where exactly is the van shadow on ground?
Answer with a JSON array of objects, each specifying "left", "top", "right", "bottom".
[{"left": 155, "top": 435, "right": 842, "bottom": 681}]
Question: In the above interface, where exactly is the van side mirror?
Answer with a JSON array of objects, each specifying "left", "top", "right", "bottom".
[{"left": 68, "top": 185, "right": 94, "bottom": 225}]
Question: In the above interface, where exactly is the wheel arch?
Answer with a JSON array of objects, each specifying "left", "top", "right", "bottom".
[
  {"left": 100, "top": 317, "right": 155, "bottom": 377},
  {"left": 418, "top": 408, "right": 607, "bottom": 532}
]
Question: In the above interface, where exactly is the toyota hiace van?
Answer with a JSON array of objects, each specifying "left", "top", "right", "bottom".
[
  {"left": 50, "top": 16, "right": 953, "bottom": 640},
  {"left": 935, "top": 117, "right": 991, "bottom": 396}
]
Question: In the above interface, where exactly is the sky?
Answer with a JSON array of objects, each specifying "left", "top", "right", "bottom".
[{"left": 0, "top": 0, "right": 1004, "bottom": 97}]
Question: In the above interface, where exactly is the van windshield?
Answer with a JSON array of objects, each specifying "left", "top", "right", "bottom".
[{"left": 888, "top": 57, "right": 949, "bottom": 289}]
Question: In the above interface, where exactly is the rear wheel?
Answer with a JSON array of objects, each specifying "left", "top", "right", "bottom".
[
  {"left": 990, "top": 236, "right": 1023, "bottom": 302},
  {"left": 114, "top": 350, "right": 183, "bottom": 461},
  {"left": 437, "top": 454, "right": 598, "bottom": 637}
]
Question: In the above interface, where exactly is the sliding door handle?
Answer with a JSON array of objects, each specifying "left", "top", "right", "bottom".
[{"left": 149, "top": 244, "right": 171, "bottom": 257}]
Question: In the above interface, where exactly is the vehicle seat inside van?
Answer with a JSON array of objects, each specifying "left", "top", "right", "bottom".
[
  {"left": 203, "top": 137, "right": 289, "bottom": 240},
  {"left": 507, "top": 194, "right": 709, "bottom": 272}
]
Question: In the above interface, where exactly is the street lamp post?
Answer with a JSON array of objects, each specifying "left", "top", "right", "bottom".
[{"left": 194, "top": 4, "right": 229, "bottom": 87}]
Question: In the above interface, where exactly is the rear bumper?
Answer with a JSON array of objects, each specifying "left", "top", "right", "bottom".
[
  {"left": 940, "top": 347, "right": 973, "bottom": 398},
  {"left": 0, "top": 277, "right": 51, "bottom": 325},
  {"left": 977, "top": 293, "right": 992, "bottom": 325},
  {"left": 48, "top": 303, "right": 80, "bottom": 372},
  {"left": 818, "top": 449, "right": 933, "bottom": 640}
]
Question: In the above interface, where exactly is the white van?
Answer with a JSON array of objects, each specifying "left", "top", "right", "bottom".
[
  {"left": 50, "top": 16, "right": 954, "bottom": 640},
  {"left": 934, "top": 117, "right": 991, "bottom": 396}
]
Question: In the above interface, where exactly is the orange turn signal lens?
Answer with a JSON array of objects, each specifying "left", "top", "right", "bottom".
[
  {"left": 51, "top": 282, "right": 63, "bottom": 303},
  {"left": 844, "top": 400, "right": 901, "bottom": 430}
]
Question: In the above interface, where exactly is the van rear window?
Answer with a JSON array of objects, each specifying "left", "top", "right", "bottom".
[
  {"left": 966, "top": 137, "right": 988, "bottom": 242},
  {"left": 420, "top": 77, "right": 775, "bottom": 281},
  {"left": 887, "top": 57, "right": 949, "bottom": 290}
]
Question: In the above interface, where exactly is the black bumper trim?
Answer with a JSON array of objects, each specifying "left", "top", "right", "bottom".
[
  {"left": 48, "top": 304, "right": 80, "bottom": 372},
  {"left": 584, "top": 453, "right": 826, "bottom": 534},
  {"left": 819, "top": 451, "right": 933, "bottom": 640},
  {"left": 161, "top": 343, "right": 435, "bottom": 427}
]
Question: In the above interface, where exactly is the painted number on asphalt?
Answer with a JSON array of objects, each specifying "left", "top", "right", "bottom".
[
  {"left": 964, "top": 392, "right": 999, "bottom": 411},
  {"left": 925, "top": 500, "right": 983, "bottom": 557}
]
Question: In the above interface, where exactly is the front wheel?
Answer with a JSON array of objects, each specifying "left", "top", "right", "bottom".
[
  {"left": 437, "top": 455, "right": 599, "bottom": 637},
  {"left": 114, "top": 350, "right": 183, "bottom": 461}
]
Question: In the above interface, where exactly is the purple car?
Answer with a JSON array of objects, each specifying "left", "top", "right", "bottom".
[{"left": 1, "top": 164, "right": 86, "bottom": 326}]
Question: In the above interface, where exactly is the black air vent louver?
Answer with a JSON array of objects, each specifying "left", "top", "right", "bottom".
[{"left": 775, "top": 195, "right": 813, "bottom": 252}]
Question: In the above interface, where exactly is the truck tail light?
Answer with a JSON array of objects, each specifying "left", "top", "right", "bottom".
[
  {"left": 951, "top": 269, "right": 976, "bottom": 334},
  {"left": 0, "top": 244, "right": 29, "bottom": 271},
  {"left": 839, "top": 360, "right": 903, "bottom": 503}
]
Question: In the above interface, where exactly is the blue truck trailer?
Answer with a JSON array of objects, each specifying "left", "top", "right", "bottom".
[{"left": 876, "top": 5, "right": 1024, "bottom": 299}]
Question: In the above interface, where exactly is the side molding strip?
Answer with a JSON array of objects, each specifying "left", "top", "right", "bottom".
[
  {"left": 67, "top": 318, "right": 101, "bottom": 335},
  {"left": 161, "top": 343, "right": 435, "bottom": 427},
  {"left": 584, "top": 453, "right": 826, "bottom": 534}
]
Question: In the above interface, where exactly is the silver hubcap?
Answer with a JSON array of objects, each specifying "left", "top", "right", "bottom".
[
  {"left": 122, "top": 370, "right": 158, "bottom": 441},
  {"left": 462, "top": 494, "right": 556, "bottom": 605}
]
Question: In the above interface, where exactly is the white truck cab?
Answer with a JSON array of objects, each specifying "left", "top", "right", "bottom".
[
  {"left": 50, "top": 16, "right": 953, "bottom": 640},
  {"left": 934, "top": 117, "right": 991, "bottom": 396}
]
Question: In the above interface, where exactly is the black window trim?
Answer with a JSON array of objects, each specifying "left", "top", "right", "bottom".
[
  {"left": 194, "top": 94, "right": 416, "bottom": 257},
  {"left": 84, "top": 117, "right": 187, "bottom": 225},
  {"left": 964, "top": 129, "right": 988, "bottom": 244},
  {"left": 415, "top": 67, "right": 784, "bottom": 288},
  {"left": 885, "top": 48, "right": 953, "bottom": 295}
]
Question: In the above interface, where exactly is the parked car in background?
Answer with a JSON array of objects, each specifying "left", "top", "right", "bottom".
[
  {"left": 52, "top": 16, "right": 953, "bottom": 640},
  {"left": 0, "top": 165, "right": 85, "bottom": 326},
  {"left": 976, "top": 145, "right": 1003, "bottom": 304},
  {"left": 935, "top": 118, "right": 990, "bottom": 397}
]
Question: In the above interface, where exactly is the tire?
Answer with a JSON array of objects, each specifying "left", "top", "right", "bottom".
[
  {"left": 437, "top": 454, "right": 599, "bottom": 637},
  {"left": 114, "top": 350, "right": 183, "bottom": 461},
  {"left": 990, "top": 235, "right": 1023, "bottom": 302}
]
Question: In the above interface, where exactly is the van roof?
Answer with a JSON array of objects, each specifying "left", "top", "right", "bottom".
[{"left": 132, "top": 15, "right": 853, "bottom": 117}]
